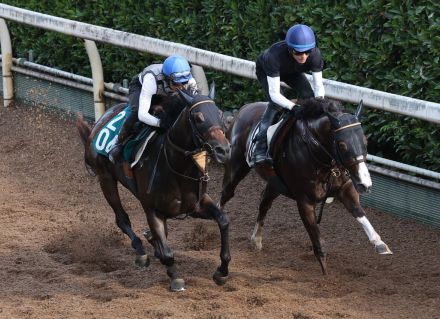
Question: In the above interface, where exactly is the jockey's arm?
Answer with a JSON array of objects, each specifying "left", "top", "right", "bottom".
[
  {"left": 267, "top": 76, "right": 296, "bottom": 110},
  {"left": 138, "top": 73, "right": 161, "bottom": 127},
  {"left": 312, "top": 71, "right": 325, "bottom": 98}
]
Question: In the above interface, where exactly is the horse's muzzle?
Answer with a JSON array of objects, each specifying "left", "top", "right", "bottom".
[
  {"left": 212, "top": 142, "right": 231, "bottom": 164},
  {"left": 354, "top": 183, "right": 371, "bottom": 194}
]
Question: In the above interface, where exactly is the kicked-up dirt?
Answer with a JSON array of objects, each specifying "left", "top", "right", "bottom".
[{"left": 0, "top": 103, "right": 439, "bottom": 319}]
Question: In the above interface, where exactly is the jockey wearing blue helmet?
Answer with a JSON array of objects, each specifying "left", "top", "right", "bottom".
[
  {"left": 162, "top": 55, "right": 193, "bottom": 84},
  {"left": 285, "top": 24, "right": 316, "bottom": 52},
  {"left": 108, "top": 55, "right": 198, "bottom": 163},
  {"left": 252, "top": 24, "right": 326, "bottom": 166}
]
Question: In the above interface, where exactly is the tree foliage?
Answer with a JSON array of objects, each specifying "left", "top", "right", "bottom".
[{"left": 2, "top": 0, "right": 439, "bottom": 169}]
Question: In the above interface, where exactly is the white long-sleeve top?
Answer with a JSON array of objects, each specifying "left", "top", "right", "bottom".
[
  {"left": 137, "top": 72, "right": 161, "bottom": 127},
  {"left": 267, "top": 71, "right": 326, "bottom": 110},
  {"left": 137, "top": 71, "right": 198, "bottom": 127}
]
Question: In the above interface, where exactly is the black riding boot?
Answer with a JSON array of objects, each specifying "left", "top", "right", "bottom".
[
  {"left": 108, "top": 110, "right": 138, "bottom": 163},
  {"left": 253, "top": 104, "right": 280, "bottom": 165}
]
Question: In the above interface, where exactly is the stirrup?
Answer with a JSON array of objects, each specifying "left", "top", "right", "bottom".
[{"left": 255, "top": 157, "right": 273, "bottom": 166}]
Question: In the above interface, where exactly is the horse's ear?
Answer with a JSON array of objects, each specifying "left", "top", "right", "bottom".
[
  {"left": 326, "top": 112, "right": 340, "bottom": 128},
  {"left": 208, "top": 81, "right": 215, "bottom": 100},
  {"left": 355, "top": 100, "right": 364, "bottom": 119},
  {"left": 177, "top": 89, "right": 194, "bottom": 106}
]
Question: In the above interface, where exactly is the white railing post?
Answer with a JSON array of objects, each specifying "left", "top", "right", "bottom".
[
  {"left": 191, "top": 65, "right": 209, "bottom": 95},
  {"left": 84, "top": 39, "right": 105, "bottom": 121},
  {"left": 0, "top": 18, "right": 13, "bottom": 107}
]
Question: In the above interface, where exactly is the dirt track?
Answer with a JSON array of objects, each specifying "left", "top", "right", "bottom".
[{"left": 0, "top": 104, "right": 439, "bottom": 319}]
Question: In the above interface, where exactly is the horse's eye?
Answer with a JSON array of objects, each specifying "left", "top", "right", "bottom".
[
  {"left": 338, "top": 141, "right": 348, "bottom": 152},
  {"left": 194, "top": 112, "right": 205, "bottom": 123}
]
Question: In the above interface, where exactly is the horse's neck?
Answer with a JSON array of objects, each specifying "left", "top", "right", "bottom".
[
  {"left": 167, "top": 109, "right": 196, "bottom": 166},
  {"left": 306, "top": 117, "right": 333, "bottom": 147},
  {"left": 288, "top": 117, "right": 334, "bottom": 165},
  {"left": 167, "top": 109, "right": 196, "bottom": 155}
]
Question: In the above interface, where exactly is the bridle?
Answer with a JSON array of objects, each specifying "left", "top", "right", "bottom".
[
  {"left": 300, "top": 113, "right": 367, "bottom": 172},
  {"left": 164, "top": 98, "right": 222, "bottom": 182},
  {"left": 300, "top": 113, "right": 367, "bottom": 223},
  {"left": 332, "top": 118, "right": 367, "bottom": 168}
]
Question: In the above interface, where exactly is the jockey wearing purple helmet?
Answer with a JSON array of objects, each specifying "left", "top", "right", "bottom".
[{"left": 253, "top": 24, "right": 326, "bottom": 165}]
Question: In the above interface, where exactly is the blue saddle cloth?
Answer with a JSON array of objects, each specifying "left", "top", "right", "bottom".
[{"left": 92, "top": 107, "right": 155, "bottom": 162}]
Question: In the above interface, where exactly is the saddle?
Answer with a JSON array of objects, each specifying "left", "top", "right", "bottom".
[
  {"left": 124, "top": 125, "right": 158, "bottom": 167},
  {"left": 246, "top": 111, "right": 294, "bottom": 167}
]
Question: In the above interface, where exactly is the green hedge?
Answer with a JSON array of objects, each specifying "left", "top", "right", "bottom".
[{"left": 2, "top": 0, "right": 439, "bottom": 170}]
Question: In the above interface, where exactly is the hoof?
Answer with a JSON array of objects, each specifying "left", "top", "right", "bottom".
[
  {"left": 213, "top": 270, "right": 228, "bottom": 286},
  {"left": 325, "top": 197, "right": 334, "bottom": 204},
  {"left": 375, "top": 243, "right": 393, "bottom": 255},
  {"left": 251, "top": 236, "right": 263, "bottom": 251},
  {"left": 170, "top": 278, "right": 186, "bottom": 292},
  {"left": 134, "top": 254, "right": 150, "bottom": 267}
]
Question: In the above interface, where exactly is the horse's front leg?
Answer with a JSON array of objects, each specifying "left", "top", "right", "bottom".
[
  {"left": 296, "top": 200, "right": 328, "bottom": 275},
  {"left": 338, "top": 184, "right": 393, "bottom": 255},
  {"left": 196, "top": 194, "right": 230, "bottom": 286},
  {"left": 145, "top": 209, "right": 185, "bottom": 292}
]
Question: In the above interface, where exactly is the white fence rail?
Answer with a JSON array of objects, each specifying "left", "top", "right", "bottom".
[{"left": 1, "top": 3, "right": 439, "bottom": 124}]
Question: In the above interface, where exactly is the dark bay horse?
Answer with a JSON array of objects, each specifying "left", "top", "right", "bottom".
[
  {"left": 76, "top": 86, "right": 231, "bottom": 291},
  {"left": 220, "top": 98, "right": 392, "bottom": 275}
]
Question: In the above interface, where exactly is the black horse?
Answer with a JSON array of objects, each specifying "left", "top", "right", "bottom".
[
  {"left": 220, "top": 97, "right": 392, "bottom": 275},
  {"left": 76, "top": 86, "right": 231, "bottom": 291}
]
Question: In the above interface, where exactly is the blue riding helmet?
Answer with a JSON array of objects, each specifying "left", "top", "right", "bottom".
[
  {"left": 285, "top": 24, "right": 316, "bottom": 52},
  {"left": 162, "top": 55, "right": 193, "bottom": 83}
]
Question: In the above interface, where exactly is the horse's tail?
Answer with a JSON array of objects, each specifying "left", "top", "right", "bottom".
[
  {"left": 75, "top": 113, "right": 97, "bottom": 176},
  {"left": 76, "top": 113, "right": 91, "bottom": 146}
]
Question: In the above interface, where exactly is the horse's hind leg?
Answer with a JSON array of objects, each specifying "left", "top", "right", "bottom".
[
  {"left": 296, "top": 200, "right": 328, "bottom": 275},
  {"left": 220, "top": 155, "right": 250, "bottom": 209},
  {"left": 251, "top": 183, "right": 280, "bottom": 250},
  {"left": 98, "top": 175, "right": 149, "bottom": 267}
]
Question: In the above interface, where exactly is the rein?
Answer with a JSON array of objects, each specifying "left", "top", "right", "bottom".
[
  {"left": 299, "top": 120, "right": 336, "bottom": 168},
  {"left": 162, "top": 100, "right": 217, "bottom": 202},
  {"left": 164, "top": 135, "right": 209, "bottom": 182},
  {"left": 299, "top": 119, "right": 355, "bottom": 224}
]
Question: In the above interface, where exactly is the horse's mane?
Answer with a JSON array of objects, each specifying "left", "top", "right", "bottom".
[{"left": 295, "top": 97, "right": 342, "bottom": 120}]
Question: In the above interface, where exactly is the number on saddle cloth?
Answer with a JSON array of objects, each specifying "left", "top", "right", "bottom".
[
  {"left": 92, "top": 106, "right": 129, "bottom": 156},
  {"left": 92, "top": 107, "right": 156, "bottom": 162}
]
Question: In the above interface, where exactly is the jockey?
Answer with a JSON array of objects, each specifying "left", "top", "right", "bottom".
[
  {"left": 253, "top": 24, "right": 325, "bottom": 165},
  {"left": 108, "top": 55, "right": 198, "bottom": 163}
]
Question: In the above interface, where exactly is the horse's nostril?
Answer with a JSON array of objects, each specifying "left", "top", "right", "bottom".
[
  {"left": 215, "top": 146, "right": 226, "bottom": 156},
  {"left": 356, "top": 184, "right": 371, "bottom": 194}
]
